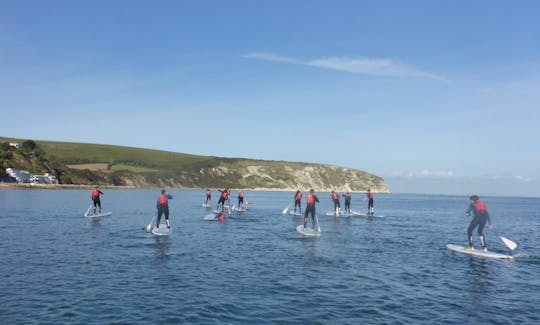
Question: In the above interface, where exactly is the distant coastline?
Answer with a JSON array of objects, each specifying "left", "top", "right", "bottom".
[{"left": 0, "top": 183, "right": 387, "bottom": 193}]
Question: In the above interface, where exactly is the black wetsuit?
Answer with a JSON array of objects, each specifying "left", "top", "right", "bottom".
[
  {"left": 156, "top": 194, "right": 171, "bottom": 228},
  {"left": 304, "top": 194, "right": 319, "bottom": 227},
  {"left": 466, "top": 200, "right": 492, "bottom": 247},
  {"left": 92, "top": 189, "right": 103, "bottom": 212},
  {"left": 342, "top": 194, "right": 351, "bottom": 213}
]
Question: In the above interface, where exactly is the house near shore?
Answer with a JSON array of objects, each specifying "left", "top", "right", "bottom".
[
  {"left": 5, "top": 168, "right": 58, "bottom": 184},
  {"left": 9, "top": 143, "right": 21, "bottom": 149}
]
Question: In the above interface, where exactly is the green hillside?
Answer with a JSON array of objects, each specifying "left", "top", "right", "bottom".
[{"left": 0, "top": 136, "right": 390, "bottom": 192}]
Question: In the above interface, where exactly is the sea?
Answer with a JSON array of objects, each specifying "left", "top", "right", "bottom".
[{"left": 1, "top": 189, "right": 539, "bottom": 324}]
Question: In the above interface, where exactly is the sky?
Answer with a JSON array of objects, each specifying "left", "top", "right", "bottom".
[{"left": 1, "top": 1, "right": 539, "bottom": 197}]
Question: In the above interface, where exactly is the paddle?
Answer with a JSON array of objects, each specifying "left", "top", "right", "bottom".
[
  {"left": 491, "top": 228, "right": 518, "bottom": 250},
  {"left": 282, "top": 203, "right": 292, "bottom": 215},
  {"left": 145, "top": 215, "right": 155, "bottom": 232},
  {"left": 315, "top": 214, "right": 322, "bottom": 233},
  {"left": 84, "top": 204, "right": 93, "bottom": 217}
]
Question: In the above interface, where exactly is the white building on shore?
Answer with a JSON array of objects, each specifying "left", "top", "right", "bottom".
[{"left": 6, "top": 168, "right": 58, "bottom": 184}]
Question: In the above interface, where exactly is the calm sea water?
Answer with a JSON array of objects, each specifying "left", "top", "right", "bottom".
[{"left": 1, "top": 189, "right": 539, "bottom": 324}]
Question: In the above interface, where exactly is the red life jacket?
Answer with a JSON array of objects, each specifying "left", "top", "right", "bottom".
[
  {"left": 158, "top": 194, "right": 168, "bottom": 206},
  {"left": 206, "top": 190, "right": 211, "bottom": 196},
  {"left": 295, "top": 193, "right": 302, "bottom": 200},
  {"left": 368, "top": 192, "right": 374, "bottom": 200},
  {"left": 92, "top": 189, "right": 100, "bottom": 199},
  {"left": 307, "top": 194, "right": 315, "bottom": 205},
  {"left": 474, "top": 200, "right": 487, "bottom": 212},
  {"left": 332, "top": 193, "right": 339, "bottom": 201},
  {"left": 221, "top": 191, "right": 227, "bottom": 198},
  {"left": 239, "top": 192, "right": 244, "bottom": 198}
]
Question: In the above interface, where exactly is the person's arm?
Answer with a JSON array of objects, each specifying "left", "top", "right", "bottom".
[
  {"left": 486, "top": 211, "right": 493, "bottom": 229},
  {"left": 167, "top": 194, "right": 173, "bottom": 200},
  {"left": 465, "top": 203, "right": 473, "bottom": 216},
  {"left": 99, "top": 190, "right": 104, "bottom": 195}
]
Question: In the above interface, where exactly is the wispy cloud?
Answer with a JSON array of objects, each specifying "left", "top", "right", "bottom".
[
  {"left": 389, "top": 169, "right": 457, "bottom": 179},
  {"left": 388, "top": 170, "right": 533, "bottom": 183},
  {"left": 242, "top": 52, "right": 299, "bottom": 64},
  {"left": 243, "top": 52, "right": 448, "bottom": 82}
]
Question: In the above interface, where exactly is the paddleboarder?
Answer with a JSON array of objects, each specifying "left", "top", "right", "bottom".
[
  {"left": 91, "top": 185, "right": 104, "bottom": 215},
  {"left": 293, "top": 190, "right": 302, "bottom": 213},
  {"left": 237, "top": 191, "right": 245, "bottom": 209},
  {"left": 216, "top": 189, "right": 227, "bottom": 211},
  {"left": 303, "top": 189, "right": 319, "bottom": 229},
  {"left": 465, "top": 195, "right": 494, "bottom": 252},
  {"left": 342, "top": 191, "right": 352, "bottom": 214},
  {"left": 331, "top": 190, "right": 340, "bottom": 215},
  {"left": 155, "top": 189, "right": 173, "bottom": 230},
  {"left": 205, "top": 188, "right": 211, "bottom": 205},
  {"left": 366, "top": 189, "right": 374, "bottom": 215}
]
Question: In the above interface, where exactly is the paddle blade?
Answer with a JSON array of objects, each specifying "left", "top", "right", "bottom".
[
  {"left": 501, "top": 236, "right": 518, "bottom": 250},
  {"left": 282, "top": 205, "right": 290, "bottom": 215}
]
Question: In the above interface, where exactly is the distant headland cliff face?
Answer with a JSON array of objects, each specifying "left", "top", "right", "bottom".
[{"left": 0, "top": 137, "right": 389, "bottom": 192}]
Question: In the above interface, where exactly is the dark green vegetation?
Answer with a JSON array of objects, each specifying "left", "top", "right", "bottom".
[{"left": 0, "top": 136, "right": 389, "bottom": 192}]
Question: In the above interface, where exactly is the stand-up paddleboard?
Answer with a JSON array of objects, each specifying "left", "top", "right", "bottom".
[
  {"left": 231, "top": 205, "right": 246, "bottom": 212},
  {"left": 202, "top": 203, "right": 212, "bottom": 208},
  {"left": 325, "top": 211, "right": 341, "bottom": 216},
  {"left": 152, "top": 227, "right": 171, "bottom": 236},
  {"left": 84, "top": 210, "right": 112, "bottom": 218},
  {"left": 446, "top": 244, "right": 513, "bottom": 259},
  {"left": 288, "top": 210, "right": 302, "bottom": 216},
  {"left": 350, "top": 212, "right": 384, "bottom": 218},
  {"left": 296, "top": 225, "right": 321, "bottom": 237},
  {"left": 204, "top": 215, "right": 218, "bottom": 221}
]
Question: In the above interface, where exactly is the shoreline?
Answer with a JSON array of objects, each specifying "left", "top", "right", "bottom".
[{"left": 0, "top": 183, "right": 390, "bottom": 193}]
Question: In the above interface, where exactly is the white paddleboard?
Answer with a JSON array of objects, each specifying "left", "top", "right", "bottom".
[
  {"left": 325, "top": 211, "right": 341, "bottom": 216},
  {"left": 204, "top": 215, "right": 218, "bottom": 221},
  {"left": 351, "top": 212, "right": 384, "bottom": 218},
  {"left": 296, "top": 225, "right": 321, "bottom": 237},
  {"left": 288, "top": 211, "right": 302, "bottom": 216},
  {"left": 202, "top": 203, "right": 212, "bottom": 208},
  {"left": 446, "top": 244, "right": 513, "bottom": 259},
  {"left": 84, "top": 212, "right": 112, "bottom": 218},
  {"left": 152, "top": 227, "right": 171, "bottom": 236}
]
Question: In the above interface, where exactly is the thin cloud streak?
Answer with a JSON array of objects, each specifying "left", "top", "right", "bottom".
[
  {"left": 244, "top": 52, "right": 448, "bottom": 82},
  {"left": 242, "top": 52, "right": 299, "bottom": 64}
]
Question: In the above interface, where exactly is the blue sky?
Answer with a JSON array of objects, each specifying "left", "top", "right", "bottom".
[{"left": 1, "top": 1, "right": 539, "bottom": 197}]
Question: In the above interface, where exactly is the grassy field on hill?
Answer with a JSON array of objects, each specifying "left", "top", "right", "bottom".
[
  {"left": 0, "top": 136, "right": 389, "bottom": 192},
  {"left": 1, "top": 137, "right": 217, "bottom": 172}
]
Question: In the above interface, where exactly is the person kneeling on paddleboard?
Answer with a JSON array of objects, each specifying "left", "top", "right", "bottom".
[
  {"left": 304, "top": 189, "right": 319, "bottom": 229},
  {"left": 465, "top": 195, "right": 494, "bottom": 252},
  {"left": 156, "top": 189, "right": 173, "bottom": 230}
]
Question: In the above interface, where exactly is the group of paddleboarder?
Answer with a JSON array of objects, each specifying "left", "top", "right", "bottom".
[{"left": 89, "top": 186, "right": 495, "bottom": 251}]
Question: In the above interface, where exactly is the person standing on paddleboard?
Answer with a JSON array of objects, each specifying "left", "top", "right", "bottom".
[
  {"left": 156, "top": 189, "right": 173, "bottom": 230},
  {"left": 342, "top": 191, "right": 352, "bottom": 214},
  {"left": 331, "top": 190, "right": 341, "bottom": 215},
  {"left": 217, "top": 189, "right": 227, "bottom": 211},
  {"left": 237, "top": 191, "right": 245, "bottom": 209},
  {"left": 465, "top": 195, "right": 494, "bottom": 251},
  {"left": 367, "top": 189, "right": 374, "bottom": 215},
  {"left": 91, "top": 186, "right": 104, "bottom": 214},
  {"left": 293, "top": 190, "right": 302, "bottom": 213},
  {"left": 205, "top": 188, "right": 211, "bottom": 205},
  {"left": 304, "top": 189, "right": 319, "bottom": 229}
]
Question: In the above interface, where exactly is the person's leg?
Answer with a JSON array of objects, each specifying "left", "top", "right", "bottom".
[
  {"left": 477, "top": 215, "right": 488, "bottom": 250},
  {"left": 165, "top": 207, "right": 170, "bottom": 229},
  {"left": 156, "top": 208, "right": 163, "bottom": 228},
  {"left": 467, "top": 217, "right": 480, "bottom": 248}
]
